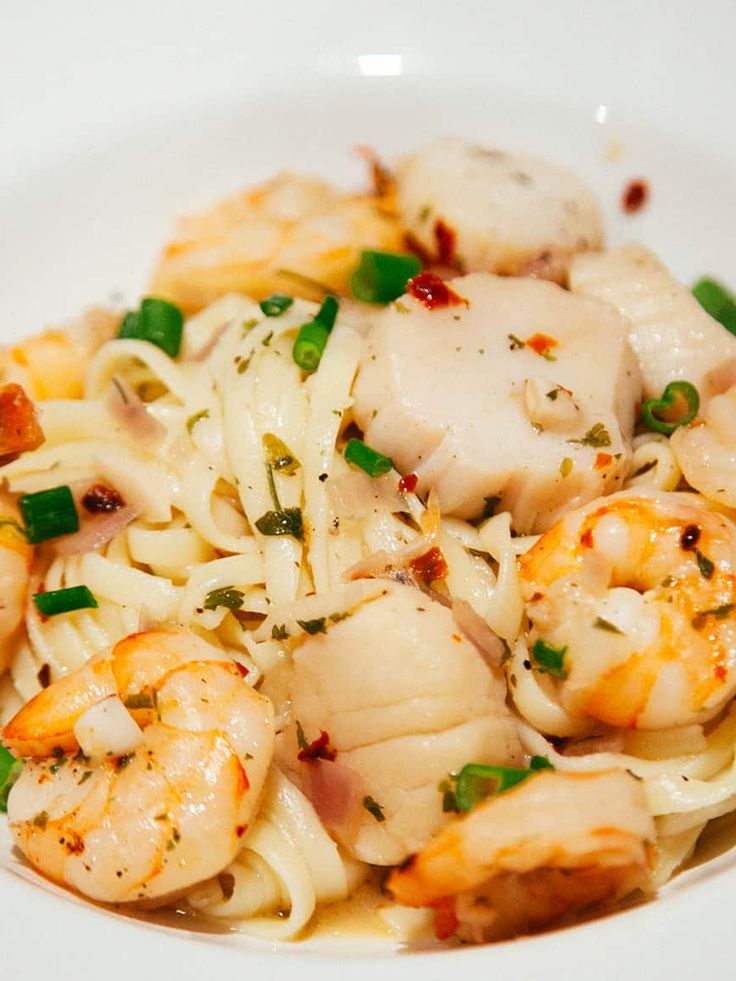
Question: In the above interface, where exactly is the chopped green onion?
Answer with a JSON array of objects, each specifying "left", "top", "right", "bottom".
[
  {"left": 454, "top": 756, "right": 553, "bottom": 812},
  {"left": 344, "top": 438, "right": 393, "bottom": 478},
  {"left": 315, "top": 295, "right": 339, "bottom": 330},
  {"left": 531, "top": 638, "right": 568, "bottom": 679},
  {"left": 33, "top": 585, "right": 98, "bottom": 618},
  {"left": 292, "top": 296, "right": 340, "bottom": 373},
  {"left": 640, "top": 381, "right": 700, "bottom": 435},
  {"left": 349, "top": 250, "right": 422, "bottom": 305},
  {"left": 693, "top": 277, "right": 736, "bottom": 336},
  {"left": 118, "top": 297, "right": 184, "bottom": 358},
  {"left": 293, "top": 320, "right": 330, "bottom": 372},
  {"left": 19, "top": 485, "right": 79, "bottom": 543},
  {"left": 0, "top": 746, "right": 22, "bottom": 813},
  {"left": 254, "top": 507, "right": 304, "bottom": 541},
  {"left": 203, "top": 587, "right": 245, "bottom": 611},
  {"left": 259, "top": 293, "right": 294, "bottom": 317}
]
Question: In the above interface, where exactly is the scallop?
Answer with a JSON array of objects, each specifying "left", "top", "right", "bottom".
[
  {"left": 352, "top": 273, "right": 641, "bottom": 534},
  {"left": 397, "top": 137, "right": 603, "bottom": 280}
]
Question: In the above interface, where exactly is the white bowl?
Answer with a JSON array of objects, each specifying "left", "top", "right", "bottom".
[{"left": 2, "top": 1, "right": 735, "bottom": 977}]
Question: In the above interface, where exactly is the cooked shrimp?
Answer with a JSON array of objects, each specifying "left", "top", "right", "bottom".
[
  {"left": 2, "top": 629, "right": 274, "bottom": 903},
  {"left": 518, "top": 490, "right": 736, "bottom": 729},
  {"left": 388, "top": 769, "right": 654, "bottom": 943},
  {"left": 0, "top": 494, "right": 34, "bottom": 671},
  {"left": 0, "top": 307, "right": 119, "bottom": 400},
  {"left": 397, "top": 137, "right": 602, "bottom": 281},
  {"left": 149, "top": 173, "right": 403, "bottom": 314},
  {"left": 671, "top": 384, "right": 736, "bottom": 509}
]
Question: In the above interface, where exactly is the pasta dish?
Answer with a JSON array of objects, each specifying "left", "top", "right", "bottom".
[{"left": 1, "top": 137, "right": 736, "bottom": 946}]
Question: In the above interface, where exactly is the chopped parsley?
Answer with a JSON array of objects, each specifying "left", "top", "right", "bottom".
[
  {"left": 362, "top": 795, "right": 386, "bottom": 822},
  {"left": 568, "top": 423, "right": 611, "bottom": 448},
  {"left": 593, "top": 617, "right": 624, "bottom": 635},
  {"left": 297, "top": 617, "right": 327, "bottom": 635},
  {"left": 203, "top": 586, "right": 245, "bottom": 611}
]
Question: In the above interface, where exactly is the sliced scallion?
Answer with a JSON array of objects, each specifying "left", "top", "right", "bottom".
[
  {"left": 259, "top": 293, "right": 294, "bottom": 317},
  {"left": 292, "top": 296, "right": 340, "bottom": 373},
  {"left": 33, "top": 585, "right": 98, "bottom": 618},
  {"left": 343, "top": 438, "right": 393, "bottom": 478},
  {"left": 118, "top": 297, "right": 184, "bottom": 358},
  {"left": 454, "top": 756, "right": 553, "bottom": 812},
  {"left": 0, "top": 746, "right": 22, "bottom": 812},
  {"left": 19, "top": 485, "right": 79, "bottom": 544},
  {"left": 531, "top": 638, "right": 568, "bottom": 679},
  {"left": 692, "top": 277, "right": 736, "bottom": 336},
  {"left": 641, "top": 380, "right": 700, "bottom": 435},
  {"left": 349, "top": 250, "right": 422, "bottom": 304}
]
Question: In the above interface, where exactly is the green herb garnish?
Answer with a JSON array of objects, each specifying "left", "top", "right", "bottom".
[
  {"left": 254, "top": 507, "right": 304, "bottom": 540},
  {"left": 362, "top": 795, "right": 386, "bottom": 822},
  {"left": 531, "top": 638, "right": 569, "bottom": 679},
  {"left": 640, "top": 381, "right": 700, "bottom": 435},
  {"left": 692, "top": 277, "right": 736, "bottom": 336},
  {"left": 297, "top": 617, "right": 327, "bottom": 635},
  {"left": 259, "top": 293, "right": 294, "bottom": 317},
  {"left": 262, "top": 433, "right": 300, "bottom": 475},
  {"left": 0, "top": 746, "right": 22, "bottom": 812},
  {"left": 568, "top": 423, "right": 611, "bottom": 448},
  {"left": 343, "top": 438, "right": 393, "bottom": 478},
  {"left": 20, "top": 485, "right": 79, "bottom": 544},
  {"left": 118, "top": 297, "right": 184, "bottom": 358},
  {"left": 453, "top": 756, "right": 553, "bottom": 812},
  {"left": 349, "top": 250, "right": 421, "bottom": 305},
  {"left": 186, "top": 408, "right": 209, "bottom": 434},
  {"left": 33, "top": 585, "right": 98, "bottom": 618},
  {"left": 203, "top": 587, "right": 245, "bottom": 611},
  {"left": 292, "top": 296, "right": 339, "bottom": 373}
]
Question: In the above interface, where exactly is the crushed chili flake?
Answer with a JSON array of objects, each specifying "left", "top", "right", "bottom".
[
  {"left": 297, "top": 730, "right": 337, "bottom": 763},
  {"left": 409, "top": 546, "right": 449, "bottom": 583},
  {"left": 398, "top": 472, "right": 419, "bottom": 494},
  {"left": 433, "top": 898, "right": 459, "bottom": 941},
  {"left": 715, "top": 664, "right": 727, "bottom": 681},
  {"left": 580, "top": 528, "right": 594, "bottom": 548},
  {"left": 525, "top": 333, "right": 558, "bottom": 358},
  {"left": 236, "top": 824, "right": 247, "bottom": 837},
  {"left": 0, "top": 383, "right": 45, "bottom": 460},
  {"left": 621, "top": 178, "right": 649, "bottom": 214},
  {"left": 402, "top": 231, "right": 433, "bottom": 266},
  {"left": 355, "top": 144, "right": 395, "bottom": 200},
  {"left": 234, "top": 661, "right": 249, "bottom": 678},
  {"left": 433, "top": 219, "right": 457, "bottom": 266},
  {"left": 81, "top": 483, "right": 125, "bottom": 514},
  {"left": 594, "top": 452, "right": 613, "bottom": 470},
  {"left": 407, "top": 272, "right": 467, "bottom": 310}
]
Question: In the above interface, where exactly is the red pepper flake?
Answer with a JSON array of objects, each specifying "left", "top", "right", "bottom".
[
  {"left": 525, "top": 333, "right": 558, "bottom": 359},
  {"left": 433, "top": 219, "right": 457, "bottom": 266},
  {"left": 407, "top": 272, "right": 467, "bottom": 310},
  {"left": 594, "top": 452, "right": 613, "bottom": 470},
  {"left": 433, "top": 898, "right": 459, "bottom": 941},
  {"left": 529, "top": 591, "right": 544, "bottom": 603},
  {"left": 81, "top": 483, "right": 125, "bottom": 514},
  {"left": 580, "top": 528, "right": 594, "bottom": 549},
  {"left": 0, "top": 383, "right": 45, "bottom": 460},
  {"left": 409, "top": 546, "right": 449, "bottom": 583},
  {"left": 402, "top": 231, "right": 433, "bottom": 266},
  {"left": 298, "top": 730, "right": 337, "bottom": 763},
  {"left": 398, "top": 472, "right": 418, "bottom": 494},
  {"left": 621, "top": 178, "right": 649, "bottom": 214},
  {"left": 234, "top": 661, "right": 249, "bottom": 678},
  {"left": 236, "top": 824, "right": 247, "bottom": 837},
  {"left": 715, "top": 664, "right": 727, "bottom": 681}
]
